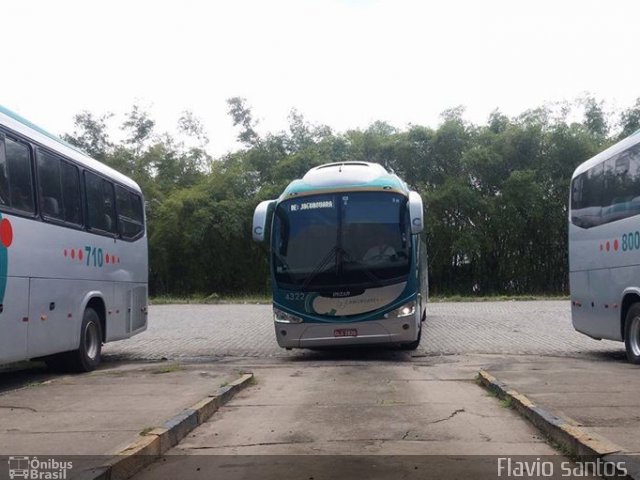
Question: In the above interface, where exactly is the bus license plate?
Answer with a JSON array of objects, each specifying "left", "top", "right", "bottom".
[{"left": 334, "top": 328, "right": 358, "bottom": 337}]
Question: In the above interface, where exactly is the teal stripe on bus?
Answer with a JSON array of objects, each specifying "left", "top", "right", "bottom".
[{"left": 0, "top": 105, "right": 88, "bottom": 157}]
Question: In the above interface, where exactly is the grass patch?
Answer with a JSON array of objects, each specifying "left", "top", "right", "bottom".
[
  {"left": 430, "top": 294, "right": 569, "bottom": 303},
  {"left": 24, "top": 381, "right": 43, "bottom": 388},
  {"left": 149, "top": 293, "right": 569, "bottom": 305},
  {"left": 151, "top": 293, "right": 569, "bottom": 305},
  {"left": 151, "top": 293, "right": 271, "bottom": 305},
  {"left": 151, "top": 363, "right": 183, "bottom": 375},
  {"left": 499, "top": 396, "right": 513, "bottom": 408}
]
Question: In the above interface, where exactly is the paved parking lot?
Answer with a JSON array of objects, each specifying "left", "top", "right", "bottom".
[
  {"left": 103, "top": 301, "right": 624, "bottom": 361},
  {"left": 2, "top": 300, "right": 630, "bottom": 478}
]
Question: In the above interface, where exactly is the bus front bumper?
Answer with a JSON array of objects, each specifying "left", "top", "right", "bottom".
[{"left": 274, "top": 317, "right": 419, "bottom": 348}]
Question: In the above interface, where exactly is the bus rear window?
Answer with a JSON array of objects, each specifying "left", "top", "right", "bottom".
[{"left": 115, "top": 186, "right": 144, "bottom": 240}]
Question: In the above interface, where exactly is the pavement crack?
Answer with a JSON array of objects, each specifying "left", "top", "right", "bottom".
[
  {"left": 185, "top": 440, "right": 315, "bottom": 449},
  {"left": 402, "top": 431, "right": 410, "bottom": 440},
  {"left": 0, "top": 405, "right": 37, "bottom": 412},
  {"left": 6, "top": 429, "right": 139, "bottom": 434},
  {"left": 428, "top": 408, "right": 465, "bottom": 425}
]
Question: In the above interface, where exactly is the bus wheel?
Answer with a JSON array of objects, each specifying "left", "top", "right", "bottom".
[
  {"left": 67, "top": 308, "right": 103, "bottom": 372},
  {"left": 625, "top": 305, "right": 640, "bottom": 365}
]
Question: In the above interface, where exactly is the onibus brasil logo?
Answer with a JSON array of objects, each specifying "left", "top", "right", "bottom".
[{"left": 7, "top": 456, "right": 72, "bottom": 480}]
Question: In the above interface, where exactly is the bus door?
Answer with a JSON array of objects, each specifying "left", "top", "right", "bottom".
[
  {"left": 587, "top": 267, "right": 618, "bottom": 339},
  {"left": 0, "top": 277, "right": 29, "bottom": 363},
  {"left": 27, "top": 278, "right": 77, "bottom": 358}
]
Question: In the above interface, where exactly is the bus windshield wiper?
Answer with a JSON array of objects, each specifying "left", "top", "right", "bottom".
[
  {"left": 336, "top": 246, "right": 382, "bottom": 286},
  {"left": 301, "top": 246, "right": 339, "bottom": 290}
]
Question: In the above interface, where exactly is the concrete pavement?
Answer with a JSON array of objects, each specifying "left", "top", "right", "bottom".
[
  {"left": 157, "top": 360, "right": 555, "bottom": 455},
  {"left": 2, "top": 301, "right": 638, "bottom": 479},
  {"left": 132, "top": 357, "right": 566, "bottom": 479},
  {"left": 482, "top": 355, "right": 640, "bottom": 458},
  {"left": 0, "top": 361, "right": 241, "bottom": 456}
]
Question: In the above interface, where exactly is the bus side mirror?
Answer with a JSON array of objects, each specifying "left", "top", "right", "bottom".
[
  {"left": 253, "top": 200, "right": 276, "bottom": 242},
  {"left": 408, "top": 191, "right": 424, "bottom": 234}
]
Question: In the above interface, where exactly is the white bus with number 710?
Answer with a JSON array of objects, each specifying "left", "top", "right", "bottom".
[{"left": 0, "top": 106, "right": 148, "bottom": 372}]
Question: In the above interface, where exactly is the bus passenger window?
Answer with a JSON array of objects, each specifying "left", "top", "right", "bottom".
[
  {"left": 61, "top": 161, "right": 82, "bottom": 225},
  {"left": 102, "top": 180, "right": 116, "bottom": 233},
  {"left": 37, "top": 150, "right": 64, "bottom": 220},
  {"left": 5, "top": 138, "right": 34, "bottom": 213},
  {"left": 85, "top": 171, "right": 116, "bottom": 234},
  {"left": 0, "top": 139, "right": 9, "bottom": 206}
]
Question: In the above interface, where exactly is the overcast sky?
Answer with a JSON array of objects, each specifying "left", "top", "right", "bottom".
[{"left": 4, "top": 0, "right": 639, "bottom": 156}]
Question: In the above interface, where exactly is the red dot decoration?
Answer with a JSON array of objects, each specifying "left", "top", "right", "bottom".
[
  {"left": 606, "top": 241, "right": 610, "bottom": 252},
  {"left": 0, "top": 218, "right": 13, "bottom": 248},
  {"left": 614, "top": 239, "right": 619, "bottom": 251},
  {"left": 106, "top": 254, "right": 110, "bottom": 264},
  {"left": 64, "top": 249, "right": 68, "bottom": 257},
  {"left": 79, "top": 249, "right": 84, "bottom": 261},
  {"left": 71, "top": 249, "right": 75, "bottom": 259}
]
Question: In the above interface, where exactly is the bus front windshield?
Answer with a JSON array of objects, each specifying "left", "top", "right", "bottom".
[{"left": 272, "top": 192, "right": 411, "bottom": 290}]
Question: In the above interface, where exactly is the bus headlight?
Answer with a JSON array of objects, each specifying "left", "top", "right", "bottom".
[
  {"left": 389, "top": 301, "right": 416, "bottom": 318},
  {"left": 273, "top": 307, "right": 303, "bottom": 324}
]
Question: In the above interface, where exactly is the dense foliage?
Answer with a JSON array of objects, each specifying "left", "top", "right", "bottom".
[{"left": 63, "top": 97, "right": 640, "bottom": 296}]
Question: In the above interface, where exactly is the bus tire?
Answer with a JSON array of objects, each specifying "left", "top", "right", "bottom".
[
  {"left": 67, "top": 308, "right": 103, "bottom": 372},
  {"left": 624, "top": 304, "right": 640, "bottom": 365}
]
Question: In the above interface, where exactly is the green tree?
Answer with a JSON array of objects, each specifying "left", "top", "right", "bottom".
[
  {"left": 227, "top": 97, "right": 260, "bottom": 147},
  {"left": 62, "top": 111, "right": 113, "bottom": 161},
  {"left": 619, "top": 97, "right": 640, "bottom": 139}
]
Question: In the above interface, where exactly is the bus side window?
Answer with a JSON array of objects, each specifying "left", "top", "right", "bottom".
[
  {"left": 61, "top": 161, "right": 82, "bottom": 225},
  {"left": 5, "top": 137, "right": 35, "bottom": 214},
  {"left": 626, "top": 145, "right": 640, "bottom": 209},
  {"left": 85, "top": 171, "right": 116, "bottom": 234},
  {"left": 0, "top": 137, "right": 9, "bottom": 206},
  {"left": 571, "top": 164, "right": 604, "bottom": 228},
  {"left": 102, "top": 179, "right": 116, "bottom": 233},
  {"left": 37, "top": 150, "right": 64, "bottom": 220}
]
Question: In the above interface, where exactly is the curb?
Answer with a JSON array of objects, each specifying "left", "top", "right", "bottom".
[
  {"left": 478, "top": 370, "right": 640, "bottom": 480},
  {"left": 74, "top": 372, "right": 254, "bottom": 480}
]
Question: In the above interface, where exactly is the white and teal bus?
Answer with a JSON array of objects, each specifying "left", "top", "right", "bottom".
[
  {"left": 253, "top": 162, "right": 427, "bottom": 350},
  {"left": 0, "top": 106, "right": 147, "bottom": 372},
  {"left": 569, "top": 130, "right": 640, "bottom": 364}
]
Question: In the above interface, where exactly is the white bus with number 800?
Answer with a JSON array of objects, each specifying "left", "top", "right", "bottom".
[{"left": 569, "top": 129, "right": 640, "bottom": 364}]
